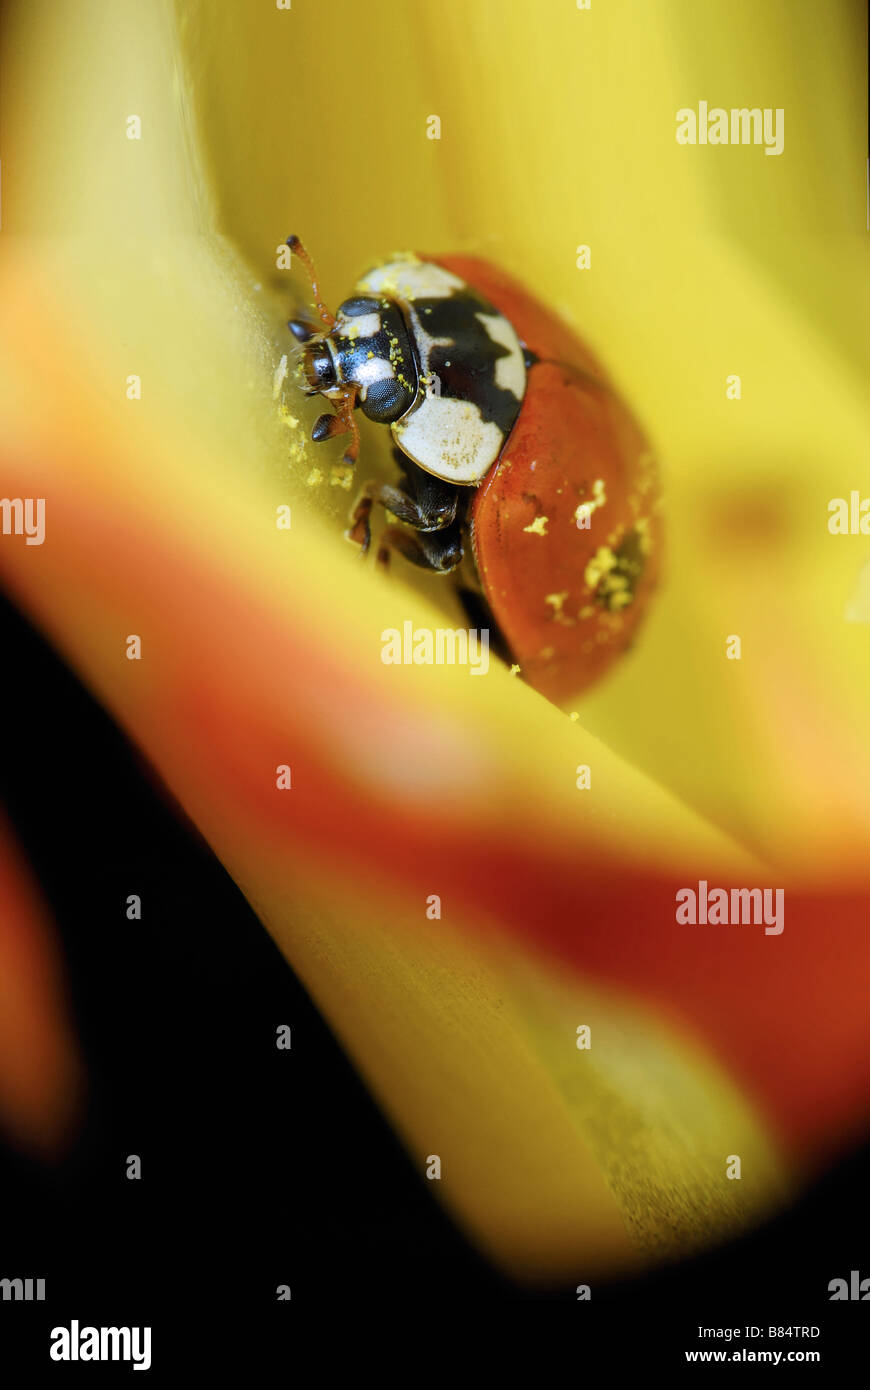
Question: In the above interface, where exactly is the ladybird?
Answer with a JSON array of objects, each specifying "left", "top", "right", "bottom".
[{"left": 286, "top": 236, "right": 661, "bottom": 701}]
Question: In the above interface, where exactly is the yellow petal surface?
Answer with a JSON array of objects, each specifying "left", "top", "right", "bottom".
[{"left": 1, "top": 0, "right": 867, "bottom": 1282}]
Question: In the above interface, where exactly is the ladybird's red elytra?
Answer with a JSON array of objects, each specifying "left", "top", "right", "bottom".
[{"left": 288, "top": 240, "right": 661, "bottom": 701}]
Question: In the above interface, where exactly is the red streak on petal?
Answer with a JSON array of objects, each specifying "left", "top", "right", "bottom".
[{"left": 2, "top": 462, "right": 869, "bottom": 1164}]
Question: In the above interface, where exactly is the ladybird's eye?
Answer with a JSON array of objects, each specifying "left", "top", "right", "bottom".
[{"left": 361, "top": 378, "right": 409, "bottom": 423}]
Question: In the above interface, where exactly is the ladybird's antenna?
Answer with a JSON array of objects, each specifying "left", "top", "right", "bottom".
[
  {"left": 336, "top": 390, "right": 360, "bottom": 466},
  {"left": 286, "top": 235, "right": 336, "bottom": 329}
]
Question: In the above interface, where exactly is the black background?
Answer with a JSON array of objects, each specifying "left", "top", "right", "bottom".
[{"left": 0, "top": 588, "right": 867, "bottom": 1371}]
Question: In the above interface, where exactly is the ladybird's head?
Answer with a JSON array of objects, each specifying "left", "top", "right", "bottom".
[
  {"left": 286, "top": 236, "right": 421, "bottom": 467},
  {"left": 294, "top": 299, "right": 419, "bottom": 425}
]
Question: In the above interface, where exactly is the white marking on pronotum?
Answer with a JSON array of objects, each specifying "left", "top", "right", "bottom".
[
  {"left": 354, "top": 357, "right": 395, "bottom": 395},
  {"left": 337, "top": 312, "right": 382, "bottom": 339},
  {"left": 394, "top": 397, "right": 503, "bottom": 484},
  {"left": 476, "top": 312, "right": 525, "bottom": 398},
  {"left": 358, "top": 258, "right": 466, "bottom": 301}
]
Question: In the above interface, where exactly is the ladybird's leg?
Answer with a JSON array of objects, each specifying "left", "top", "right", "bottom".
[
  {"left": 350, "top": 481, "right": 432, "bottom": 533},
  {"left": 398, "top": 457, "right": 460, "bottom": 532},
  {"left": 375, "top": 521, "right": 463, "bottom": 574},
  {"left": 320, "top": 389, "right": 360, "bottom": 466},
  {"left": 347, "top": 467, "right": 459, "bottom": 554},
  {"left": 338, "top": 398, "right": 361, "bottom": 467},
  {"left": 346, "top": 482, "right": 425, "bottom": 553}
]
